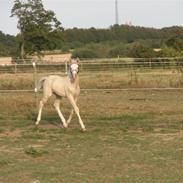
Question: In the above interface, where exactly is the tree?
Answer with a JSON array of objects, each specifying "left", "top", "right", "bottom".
[
  {"left": 165, "top": 36, "right": 183, "bottom": 51},
  {"left": 0, "top": 31, "right": 18, "bottom": 56},
  {"left": 128, "top": 43, "right": 156, "bottom": 58},
  {"left": 11, "top": 0, "right": 63, "bottom": 58}
]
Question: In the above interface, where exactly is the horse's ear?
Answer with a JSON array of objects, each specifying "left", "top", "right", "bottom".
[
  {"left": 76, "top": 57, "right": 80, "bottom": 64},
  {"left": 68, "top": 58, "right": 72, "bottom": 64}
]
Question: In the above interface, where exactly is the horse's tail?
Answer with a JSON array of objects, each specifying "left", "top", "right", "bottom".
[{"left": 34, "top": 77, "right": 47, "bottom": 92}]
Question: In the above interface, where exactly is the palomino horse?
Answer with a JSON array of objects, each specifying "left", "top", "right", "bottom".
[{"left": 35, "top": 58, "right": 86, "bottom": 131}]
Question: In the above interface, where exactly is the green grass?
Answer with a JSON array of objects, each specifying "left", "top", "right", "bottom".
[
  {"left": 1, "top": 118, "right": 183, "bottom": 183},
  {"left": 24, "top": 147, "right": 49, "bottom": 158}
]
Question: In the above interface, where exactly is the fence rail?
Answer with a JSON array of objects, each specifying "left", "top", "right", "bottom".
[
  {"left": 1, "top": 57, "right": 183, "bottom": 74},
  {"left": 1, "top": 88, "right": 183, "bottom": 93},
  {"left": 11, "top": 57, "right": 183, "bottom": 63}
]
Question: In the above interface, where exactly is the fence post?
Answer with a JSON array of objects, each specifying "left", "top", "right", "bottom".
[
  {"left": 32, "top": 62, "right": 38, "bottom": 109},
  {"left": 117, "top": 55, "right": 120, "bottom": 62},
  {"left": 149, "top": 58, "right": 152, "bottom": 69},
  {"left": 14, "top": 63, "right": 17, "bottom": 74},
  {"left": 65, "top": 59, "right": 68, "bottom": 74},
  {"left": 130, "top": 64, "right": 133, "bottom": 85}
]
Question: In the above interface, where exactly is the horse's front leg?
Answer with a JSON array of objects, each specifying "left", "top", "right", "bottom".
[
  {"left": 67, "top": 98, "right": 77, "bottom": 126},
  {"left": 54, "top": 99, "right": 68, "bottom": 128},
  {"left": 67, "top": 109, "right": 74, "bottom": 125},
  {"left": 67, "top": 95, "right": 86, "bottom": 131}
]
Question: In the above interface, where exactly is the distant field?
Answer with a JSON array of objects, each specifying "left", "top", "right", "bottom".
[
  {"left": 31, "top": 53, "right": 71, "bottom": 63},
  {"left": 0, "top": 68, "right": 183, "bottom": 90}
]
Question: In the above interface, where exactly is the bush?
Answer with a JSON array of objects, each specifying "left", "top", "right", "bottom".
[
  {"left": 128, "top": 43, "right": 156, "bottom": 58},
  {"left": 166, "top": 36, "right": 183, "bottom": 51},
  {"left": 108, "top": 44, "right": 129, "bottom": 57},
  {"left": 159, "top": 46, "right": 183, "bottom": 57},
  {"left": 72, "top": 48, "right": 98, "bottom": 58}
]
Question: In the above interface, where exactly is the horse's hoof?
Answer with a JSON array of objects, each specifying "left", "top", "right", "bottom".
[
  {"left": 35, "top": 122, "right": 39, "bottom": 126},
  {"left": 66, "top": 121, "right": 70, "bottom": 125},
  {"left": 81, "top": 128, "right": 87, "bottom": 132},
  {"left": 63, "top": 124, "right": 68, "bottom": 128}
]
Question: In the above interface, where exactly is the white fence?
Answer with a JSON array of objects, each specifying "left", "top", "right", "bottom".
[{"left": 1, "top": 57, "right": 183, "bottom": 72}]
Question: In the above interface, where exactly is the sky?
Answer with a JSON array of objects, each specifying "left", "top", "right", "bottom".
[{"left": 0, "top": 0, "right": 182, "bottom": 35}]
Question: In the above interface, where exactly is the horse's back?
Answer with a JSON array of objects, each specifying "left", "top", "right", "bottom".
[
  {"left": 46, "top": 75, "right": 68, "bottom": 97},
  {"left": 43, "top": 75, "right": 80, "bottom": 98}
]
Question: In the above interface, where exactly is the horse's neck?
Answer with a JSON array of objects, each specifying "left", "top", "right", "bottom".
[
  {"left": 67, "top": 71, "right": 79, "bottom": 86},
  {"left": 74, "top": 76, "right": 79, "bottom": 87},
  {"left": 68, "top": 69, "right": 72, "bottom": 80}
]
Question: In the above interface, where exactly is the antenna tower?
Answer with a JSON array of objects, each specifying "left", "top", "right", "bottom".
[{"left": 115, "top": 0, "right": 119, "bottom": 25}]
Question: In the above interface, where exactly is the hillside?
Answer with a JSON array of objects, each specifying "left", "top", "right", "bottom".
[{"left": 0, "top": 31, "right": 18, "bottom": 57}]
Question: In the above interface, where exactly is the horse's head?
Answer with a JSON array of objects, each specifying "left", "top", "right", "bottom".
[{"left": 69, "top": 58, "right": 80, "bottom": 80}]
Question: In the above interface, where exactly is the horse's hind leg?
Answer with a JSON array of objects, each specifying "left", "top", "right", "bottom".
[
  {"left": 35, "top": 98, "right": 48, "bottom": 125},
  {"left": 54, "top": 98, "right": 68, "bottom": 128},
  {"left": 35, "top": 86, "right": 52, "bottom": 126}
]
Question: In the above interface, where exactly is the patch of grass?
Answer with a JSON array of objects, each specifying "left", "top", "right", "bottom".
[
  {"left": 0, "top": 115, "right": 4, "bottom": 120},
  {"left": 24, "top": 147, "right": 48, "bottom": 158},
  {"left": 96, "top": 112, "right": 152, "bottom": 122},
  {"left": 168, "top": 120, "right": 183, "bottom": 130},
  {"left": 0, "top": 128, "right": 4, "bottom": 133},
  {"left": 21, "top": 133, "right": 46, "bottom": 140},
  {"left": 0, "top": 159, "right": 12, "bottom": 166},
  {"left": 30, "top": 127, "right": 48, "bottom": 133},
  {"left": 94, "top": 113, "right": 155, "bottom": 132}
]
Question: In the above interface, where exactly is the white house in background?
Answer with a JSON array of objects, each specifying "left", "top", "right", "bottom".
[
  {"left": 0, "top": 53, "right": 72, "bottom": 65},
  {"left": 42, "top": 53, "right": 72, "bottom": 62},
  {"left": 0, "top": 57, "right": 12, "bottom": 65},
  {"left": 31, "top": 53, "right": 72, "bottom": 63},
  {"left": 153, "top": 48, "right": 162, "bottom": 52}
]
